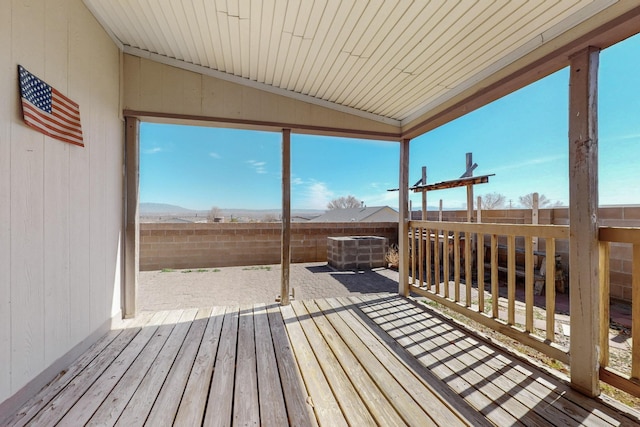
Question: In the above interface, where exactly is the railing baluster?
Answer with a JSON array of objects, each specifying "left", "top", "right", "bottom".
[
  {"left": 434, "top": 230, "right": 441, "bottom": 295},
  {"left": 632, "top": 244, "right": 640, "bottom": 379},
  {"left": 546, "top": 238, "right": 557, "bottom": 342},
  {"left": 508, "top": 235, "right": 516, "bottom": 325},
  {"left": 444, "top": 230, "right": 450, "bottom": 299},
  {"left": 491, "top": 234, "right": 498, "bottom": 319},
  {"left": 454, "top": 231, "right": 460, "bottom": 303},
  {"left": 418, "top": 226, "right": 424, "bottom": 288},
  {"left": 465, "top": 231, "right": 472, "bottom": 308},
  {"left": 426, "top": 228, "right": 432, "bottom": 290},
  {"left": 599, "top": 240, "right": 610, "bottom": 367},
  {"left": 525, "top": 236, "right": 534, "bottom": 333},
  {"left": 477, "top": 233, "right": 484, "bottom": 314},
  {"left": 410, "top": 226, "right": 416, "bottom": 285}
]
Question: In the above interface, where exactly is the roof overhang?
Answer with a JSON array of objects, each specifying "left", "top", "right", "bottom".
[{"left": 85, "top": 1, "right": 640, "bottom": 140}]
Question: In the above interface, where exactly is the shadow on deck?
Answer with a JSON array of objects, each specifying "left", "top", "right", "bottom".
[{"left": 5, "top": 294, "right": 640, "bottom": 426}]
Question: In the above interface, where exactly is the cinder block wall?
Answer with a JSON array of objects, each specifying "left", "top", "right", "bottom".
[{"left": 140, "top": 222, "right": 398, "bottom": 271}]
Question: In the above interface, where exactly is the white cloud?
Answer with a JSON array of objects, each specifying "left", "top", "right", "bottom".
[
  {"left": 209, "top": 152, "right": 221, "bottom": 159},
  {"left": 603, "top": 132, "right": 640, "bottom": 142},
  {"left": 247, "top": 160, "right": 267, "bottom": 174},
  {"left": 294, "top": 180, "right": 334, "bottom": 210},
  {"left": 491, "top": 154, "right": 565, "bottom": 173},
  {"left": 143, "top": 147, "right": 163, "bottom": 154}
]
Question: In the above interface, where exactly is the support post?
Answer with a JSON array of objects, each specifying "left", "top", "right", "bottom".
[
  {"left": 569, "top": 46, "right": 600, "bottom": 397},
  {"left": 532, "top": 192, "right": 539, "bottom": 252},
  {"left": 123, "top": 117, "right": 139, "bottom": 318},
  {"left": 466, "top": 153, "right": 473, "bottom": 223},
  {"left": 399, "top": 139, "right": 410, "bottom": 297},
  {"left": 421, "top": 166, "right": 427, "bottom": 220},
  {"left": 280, "top": 129, "right": 291, "bottom": 305}
]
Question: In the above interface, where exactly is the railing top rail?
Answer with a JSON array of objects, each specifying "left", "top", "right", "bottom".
[
  {"left": 599, "top": 226, "right": 640, "bottom": 244},
  {"left": 409, "top": 220, "right": 569, "bottom": 239}
]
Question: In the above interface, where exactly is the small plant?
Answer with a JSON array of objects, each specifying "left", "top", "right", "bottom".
[
  {"left": 196, "top": 269, "right": 208, "bottom": 273},
  {"left": 161, "top": 268, "right": 175, "bottom": 273},
  {"left": 181, "top": 269, "right": 193, "bottom": 273},
  {"left": 242, "top": 265, "right": 272, "bottom": 271},
  {"left": 213, "top": 268, "right": 221, "bottom": 272},
  {"left": 385, "top": 244, "right": 399, "bottom": 269}
]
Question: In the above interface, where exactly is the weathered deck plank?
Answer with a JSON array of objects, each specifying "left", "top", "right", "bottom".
[
  {"left": 354, "top": 294, "right": 639, "bottom": 427},
  {"left": 233, "top": 304, "right": 260, "bottom": 426},
  {"left": 280, "top": 303, "right": 348, "bottom": 426},
  {"left": 4, "top": 294, "right": 640, "bottom": 427},
  {"left": 4, "top": 313, "right": 149, "bottom": 427},
  {"left": 116, "top": 310, "right": 209, "bottom": 426},
  {"left": 173, "top": 306, "right": 226, "bottom": 426},
  {"left": 326, "top": 296, "right": 490, "bottom": 426},
  {"left": 253, "top": 303, "right": 289, "bottom": 426},
  {"left": 58, "top": 310, "right": 177, "bottom": 426},
  {"left": 289, "top": 301, "right": 377, "bottom": 426},
  {"left": 87, "top": 309, "right": 185, "bottom": 425},
  {"left": 295, "top": 299, "right": 407, "bottom": 426},
  {"left": 306, "top": 298, "right": 436, "bottom": 426},
  {"left": 26, "top": 311, "right": 167, "bottom": 427},
  {"left": 203, "top": 306, "right": 239, "bottom": 427}
]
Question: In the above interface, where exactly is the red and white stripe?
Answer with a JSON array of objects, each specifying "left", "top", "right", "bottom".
[{"left": 21, "top": 88, "right": 84, "bottom": 147}]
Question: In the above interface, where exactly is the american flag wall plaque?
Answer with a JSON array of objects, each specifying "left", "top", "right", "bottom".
[{"left": 18, "top": 65, "right": 84, "bottom": 147}]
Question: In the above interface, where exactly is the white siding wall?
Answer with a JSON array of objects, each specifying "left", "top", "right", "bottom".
[{"left": 0, "top": 0, "right": 122, "bottom": 404}]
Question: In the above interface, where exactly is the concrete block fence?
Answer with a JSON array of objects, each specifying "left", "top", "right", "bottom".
[
  {"left": 141, "top": 206, "right": 640, "bottom": 302},
  {"left": 140, "top": 222, "right": 398, "bottom": 272}
]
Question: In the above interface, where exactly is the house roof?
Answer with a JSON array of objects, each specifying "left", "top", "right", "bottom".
[
  {"left": 83, "top": 1, "right": 640, "bottom": 137},
  {"left": 310, "top": 206, "right": 397, "bottom": 222}
]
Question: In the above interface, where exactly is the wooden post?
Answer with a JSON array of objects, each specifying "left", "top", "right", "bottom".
[
  {"left": 421, "top": 166, "right": 427, "bottom": 220},
  {"left": 123, "top": 117, "right": 139, "bottom": 318},
  {"left": 466, "top": 153, "right": 473, "bottom": 223},
  {"left": 569, "top": 46, "right": 600, "bottom": 397},
  {"left": 399, "top": 139, "right": 410, "bottom": 297},
  {"left": 532, "top": 192, "right": 539, "bottom": 252},
  {"left": 280, "top": 129, "right": 291, "bottom": 305},
  {"left": 439, "top": 199, "right": 443, "bottom": 222}
]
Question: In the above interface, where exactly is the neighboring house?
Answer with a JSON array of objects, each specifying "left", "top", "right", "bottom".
[{"left": 310, "top": 206, "right": 398, "bottom": 222}]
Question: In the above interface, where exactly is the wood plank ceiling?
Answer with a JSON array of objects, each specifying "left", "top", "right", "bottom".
[{"left": 85, "top": 0, "right": 618, "bottom": 126}]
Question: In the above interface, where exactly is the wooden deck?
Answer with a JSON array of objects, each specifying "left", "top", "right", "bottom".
[{"left": 5, "top": 294, "right": 640, "bottom": 426}]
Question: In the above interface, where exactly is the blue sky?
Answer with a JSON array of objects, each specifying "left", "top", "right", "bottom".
[{"left": 140, "top": 33, "right": 639, "bottom": 211}]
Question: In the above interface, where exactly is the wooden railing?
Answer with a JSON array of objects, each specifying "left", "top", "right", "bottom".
[
  {"left": 407, "top": 220, "right": 570, "bottom": 363},
  {"left": 598, "top": 227, "right": 640, "bottom": 396}
]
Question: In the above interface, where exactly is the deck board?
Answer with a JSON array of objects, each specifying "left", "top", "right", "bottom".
[
  {"left": 233, "top": 305, "right": 260, "bottom": 426},
  {"left": 295, "top": 299, "right": 405, "bottom": 426},
  {"left": 5, "top": 314, "right": 147, "bottom": 427},
  {"left": 87, "top": 309, "right": 186, "bottom": 425},
  {"left": 306, "top": 298, "right": 437, "bottom": 426},
  {"left": 291, "top": 300, "right": 378, "bottom": 426},
  {"left": 253, "top": 304, "right": 289, "bottom": 426},
  {"left": 173, "top": 306, "right": 225, "bottom": 426},
  {"left": 204, "top": 306, "right": 239, "bottom": 427},
  {"left": 4, "top": 294, "right": 640, "bottom": 426}
]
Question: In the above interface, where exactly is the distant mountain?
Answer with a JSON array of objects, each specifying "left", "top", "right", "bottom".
[
  {"left": 139, "top": 202, "right": 325, "bottom": 219},
  {"left": 140, "top": 203, "right": 197, "bottom": 214}
]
